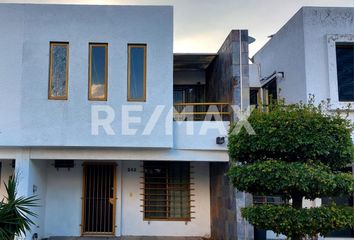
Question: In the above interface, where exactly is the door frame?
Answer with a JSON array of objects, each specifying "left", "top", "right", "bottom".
[{"left": 81, "top": 162, "right": 117, "bottom": 236}]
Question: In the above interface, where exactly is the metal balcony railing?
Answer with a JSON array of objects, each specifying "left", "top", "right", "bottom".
[{"left": 173, "top": 102, "right": 231, "bottom": 121}]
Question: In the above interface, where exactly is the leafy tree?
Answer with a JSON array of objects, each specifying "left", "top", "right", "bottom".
[
  {"left": 228, "top": 98, "right": 354, "bottom": 239},
  {"left": 0, "top": 175, "right": 38, "bottom": 240}
]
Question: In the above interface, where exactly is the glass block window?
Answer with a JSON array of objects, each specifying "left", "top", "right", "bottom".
[{"left": 49, "top": 42, "right": 69, "bottom": 100}]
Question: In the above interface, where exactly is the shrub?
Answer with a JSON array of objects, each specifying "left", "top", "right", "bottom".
[
  {"left": 228, "top": 98, "right": 354, "bottom": 239},
  {"left": 0, "top": 176, "right": 38, "bottom": 240}
]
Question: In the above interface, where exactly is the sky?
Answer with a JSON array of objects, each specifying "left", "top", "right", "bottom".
[{"left": 1, "top": 0, "right": 354, "bottom": 56}]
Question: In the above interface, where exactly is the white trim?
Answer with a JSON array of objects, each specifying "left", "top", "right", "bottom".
[
  {"left": 260, "top": 72, "right": 284, "bottom": 87},
  {"left": 327, "top": 34, "right": 354, "bottom": 110},
  {"left": 0, "top": 148, "right": 229, "bottom": 162},
  {"left": 116, "top": 161, "right": 123, "bottom": 236}
]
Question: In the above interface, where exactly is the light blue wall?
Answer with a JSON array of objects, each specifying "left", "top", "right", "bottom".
[{"left": 0, "top": 4, "right": 174, "bottom": 148}]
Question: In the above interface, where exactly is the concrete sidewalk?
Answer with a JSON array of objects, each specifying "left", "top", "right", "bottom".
[{"left": 48, "top": 237, "right": 205, "bottom": 240}]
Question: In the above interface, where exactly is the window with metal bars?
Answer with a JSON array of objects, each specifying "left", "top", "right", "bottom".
[
  {"left": 143, "top": 161, "right": 191, "bottom": 221},
  {"left": 253, "top": 195, "right": 285, "bottom": 205}
]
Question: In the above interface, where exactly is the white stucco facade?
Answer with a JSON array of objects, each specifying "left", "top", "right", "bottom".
[
  {"left": 252, "top": 8, "right": 307, "bottom": 103},
  {"left": 0, "top": 3, "right": 174, "bottom": 148},
  {"left": 253, "top": 7, "right": 354, "bottom": 106},
  {"left": 0, "top": 3, "right": 228, "bottom": 239},
  {"left": 4, "top": 3, "right": 352, "bottom": 240},
  {"left": 0, "top": 157, "right": 211, "bottom": 238}
]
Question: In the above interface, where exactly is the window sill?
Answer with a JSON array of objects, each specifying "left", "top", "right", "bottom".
[{"left": 143, "top": 218, "right": 192, "bottom": 222}]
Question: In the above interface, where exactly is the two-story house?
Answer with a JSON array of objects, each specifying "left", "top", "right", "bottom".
[
  {"left": 0, "top": 3, "right": 253, "bottom": 240},
  {"left": 2, "top": 4, "right": 351, "bottom": 240}
]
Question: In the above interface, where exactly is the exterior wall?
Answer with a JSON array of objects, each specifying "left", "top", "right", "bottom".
[
  {"left": 302, "top": 7, "right": 354, "bottom": 105},
  {"left": 249, "top": 64, "right": 261, "bottom": 88},
  {"left": 44, "top": 161, "right": 82, "bottom": 237},
  {"left": 210, "top": 162, "right": 237, "bottom": 240},
  {"left": 210, "top": 162, "right": 254, "bottom": 240},
  {"left": 7, "top": 157, "right": 212, "bottom": 239},
  {"left": 173, "top": 121, "right": 229, "bottom": 151},
  {"left": 0, "top": 4, "right": 173, "bottom": 148},
  {"left": 253, "top": 8, "right": 308, "bottom": 104},
  {"left": 28, "top": 160, "right": 48, "bottom": 238},
  {"left": 0, "top": 5, "right": 24, "bottom": 146},
  {"left": 254, "top": 7, "right": 354, "bottom": 106},
  {"left": 121, "top": 160, "right": 211, "bottom": 237},
  {"left": 207, "top": 30, "right": 253, "bottom": 240},
  {"left": 206, "top": 30, "right": 250, "bottom": 109}
]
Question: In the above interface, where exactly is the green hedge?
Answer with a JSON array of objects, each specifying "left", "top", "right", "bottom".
[
  {"left": 228, "top": 102, "right": 353, "bottom": 170},
  {"left": 228, "top": 160, "right": 354, "bottom": 200},
  {"left": 228, "top": 98, "right": 354, "bottom": 239},
  {"left": 242, "top": 204, "right": 354, "bottom": 238}
]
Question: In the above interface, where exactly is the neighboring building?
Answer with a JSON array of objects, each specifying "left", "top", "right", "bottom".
[
  {"left": 251, "top": 7, "right": 354, "bottom": 239},
  {"left": 0, "top": 3, "right": 252, "bottom": 240}
]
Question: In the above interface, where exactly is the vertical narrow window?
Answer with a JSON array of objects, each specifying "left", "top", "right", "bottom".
[
  {"left": 143, "top": 161, "right": 191, "bottom": 221},
  {"left": 128, "top": 44, "right": 146, "bottom": 101},
  {"left": 336, "top": 44, "right": 354, "bottom": 102},
  {"left": 49, "top": 42, "right": 69, "bottom": 100},
  {"left": 89, "top": 43, "right": 108, "bottom": 101}
]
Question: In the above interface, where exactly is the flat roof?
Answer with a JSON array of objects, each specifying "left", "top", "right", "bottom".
[{"left": 174, "top": 53, "right": 217, "bottom": 71}]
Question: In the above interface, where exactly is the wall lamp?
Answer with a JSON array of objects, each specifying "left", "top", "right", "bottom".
[{"left": 216, "top": 136, "right": 225, "bottom": 145}]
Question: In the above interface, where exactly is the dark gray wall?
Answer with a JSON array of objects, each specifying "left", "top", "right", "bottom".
[
  {"left": 210, "top": 162, "right": 237, "bottom": 240},
  {"left": 208, "top": 30, "right": 253, "bottom": 240},
  {"left": 206, "top": 30, "right": 250, "bottom": 109}
]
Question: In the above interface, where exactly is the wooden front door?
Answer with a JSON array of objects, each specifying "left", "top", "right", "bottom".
[{"left": 82, "top": 163, "right": 116, "bottom": 235}]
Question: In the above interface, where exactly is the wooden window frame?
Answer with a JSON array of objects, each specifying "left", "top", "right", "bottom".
[
  {"left": 48, "top": 42, "right": 69, "bottom": 100},
  {"left": 142, "top": 162, "right": 193, "bottom": 222},
  {"left": 88, "top": 43, "right": 108, "bottom": 101},
  {"left": 127, "top": 44, "right": 147, "bottom": 102}
]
